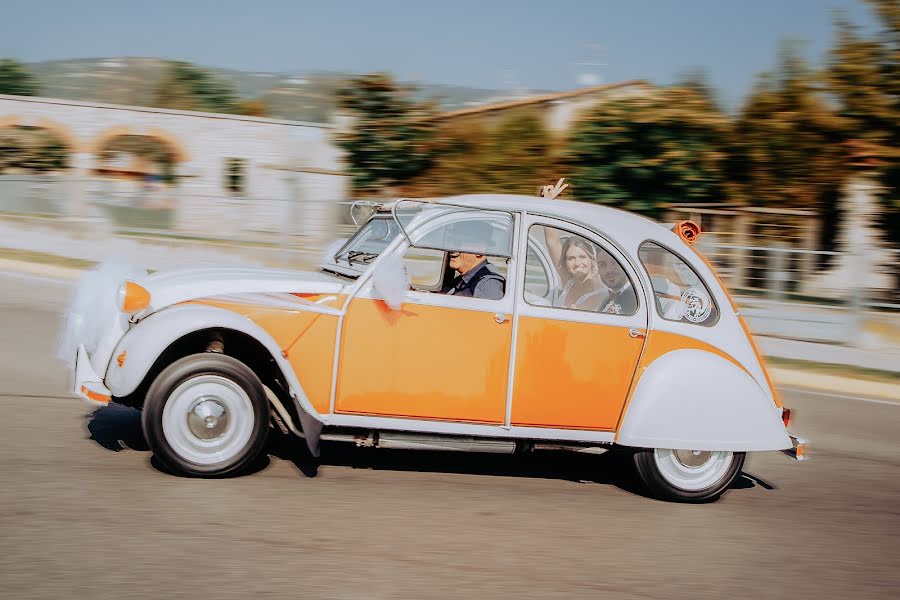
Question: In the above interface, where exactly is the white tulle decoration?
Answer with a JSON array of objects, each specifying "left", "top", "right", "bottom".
[
  {"left": 56, "top": 259, "right": 144, "bottom": 368},
  {"left": 372, "top": 253, "right": 409, "bottom": 310}
]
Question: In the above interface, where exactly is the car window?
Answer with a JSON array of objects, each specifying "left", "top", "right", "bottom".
[
  {"left": 525, "top": 224, "right": 637, "bottom": 315},
  {"left": 403, "top": 207, "right": 514, "bottom": 258},
  {"left": 638, "top": 242, "right": 719, "bottom": 325},
  {"left": 524, "top": 245, "right": 550, "bottom": 301},
  {"left": 333, "top": 216, "right": 401, "bottom": 269},
  {"left": 403, "top": 247, "right": 445, "bottom": 290}
]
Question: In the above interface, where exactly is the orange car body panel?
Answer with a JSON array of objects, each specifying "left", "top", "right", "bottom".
[
  {"left": 511, "top": 317, "right": 643, "bottom": 430},
  {"left": 191, "top": 296, "right": 341, "bottom": 414},
  {"left": 335, "top": 298, "right": 511, "bottom": 423}
]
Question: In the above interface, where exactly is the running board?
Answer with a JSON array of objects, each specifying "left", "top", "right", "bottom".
[{"left": 318, "top": 431, "right": 610, "bottom": 455}]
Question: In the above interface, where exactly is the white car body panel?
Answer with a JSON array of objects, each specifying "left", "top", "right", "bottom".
[
  {"left": 617, "top": 350, "right": 791, "bottom": 451},
  {"left": 106, "top": 303, "right": 316, "bottom": 413},
  {"left": 134, "top": 267, "right": 347, "bottom": 315}
]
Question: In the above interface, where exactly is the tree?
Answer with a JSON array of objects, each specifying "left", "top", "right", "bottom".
[
  {"left": 730, "top": 43, "right": 848, "bottom": 210},
  {"left": 0, "top": 58, "right": 39, "bottom": 96},
  {"left": 234, "top": 99, "right": 269, "bottom": 118},
  {"left": 403, "top": 109, "right": 558, "bottom": 197},
  {"left": 153, "top": 61, "right": 238, "bottom": 114},
  {"left": 483, "top": 110, "right": 558, "bottom": 194},
  {"left": 336, "top": 73, "right": 435, "bottom": 193},
  {"left": 564, "top": 86, "right": 729, "bottom": 217},
  {"left": 827, "top": 0, "right": 900, "bottom": 247}
]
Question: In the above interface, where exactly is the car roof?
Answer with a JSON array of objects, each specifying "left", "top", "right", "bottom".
[{"left": 396, "top": 194, "right": 675, "bottom": 251}]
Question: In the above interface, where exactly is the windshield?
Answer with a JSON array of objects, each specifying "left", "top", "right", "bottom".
[{"left": 333, "top": 215, "right": 402, "bottom": 268}]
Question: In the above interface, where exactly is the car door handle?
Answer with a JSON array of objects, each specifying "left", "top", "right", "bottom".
[
  {"left": 494, "top": 313, "right": 509, "bottom": 324},
  {"left": 628, "top": 328, "right": 646, "bottom": 339}
]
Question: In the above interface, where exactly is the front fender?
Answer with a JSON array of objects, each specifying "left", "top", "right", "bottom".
[
  {"left": 617, "top": 349, "right": 791, "bottom": 452},
  {"left": 104, "top": 303, "right": 325, "bottom": 425}
]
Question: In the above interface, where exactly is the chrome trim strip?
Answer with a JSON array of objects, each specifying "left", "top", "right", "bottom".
[{"left": 504, "top": 210, "right": 527, "bottom": 428}]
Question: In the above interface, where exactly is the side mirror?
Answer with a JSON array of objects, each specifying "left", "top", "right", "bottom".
[{"left": 372, "top": 253, "right": 410, "bottom": 310}]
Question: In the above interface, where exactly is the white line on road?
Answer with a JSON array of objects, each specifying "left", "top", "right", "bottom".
[{"left": 780, "top": 386, "right": 900, "bottom": 406}]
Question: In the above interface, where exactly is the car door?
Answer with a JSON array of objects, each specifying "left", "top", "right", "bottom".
[
  {"left": 511, "top": 216, "right": 648, "bottom": 430},
  {"left": 334, "top": 209, "right": 517, "bottom": 424}
]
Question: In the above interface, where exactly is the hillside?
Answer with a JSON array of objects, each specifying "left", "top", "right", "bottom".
[{"left": 24, "top": 58, "right": 513, "bottom": 123}]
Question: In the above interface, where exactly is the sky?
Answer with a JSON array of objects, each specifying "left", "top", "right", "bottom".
[{"left": 1, "top": 0, "right": 883, "bottom": 109}]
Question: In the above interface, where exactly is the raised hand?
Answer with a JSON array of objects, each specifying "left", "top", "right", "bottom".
[{"left": 540, "top": 178, "right": 569, "bottom": 200}]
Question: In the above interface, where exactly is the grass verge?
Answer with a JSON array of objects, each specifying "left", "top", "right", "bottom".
[
  {"left": 766, "top": 356, "right": 900, "bottom": 384},
  {"left": 0, "top": 247, "right": 96, "bottom": 270}
]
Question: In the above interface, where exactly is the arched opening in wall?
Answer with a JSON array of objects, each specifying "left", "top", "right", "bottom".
[
  {"left": 0, "top": 125, "right": 70, "bottom": 174},
  {"left": 0, "top": 125, "right": 71, "bottom": 215},
  {"left": 93, "top": 134, "right": 182, "bottom": 230}
]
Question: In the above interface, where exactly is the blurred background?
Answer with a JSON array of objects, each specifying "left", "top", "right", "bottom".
[
  {"left": 0, "top": 1, "right": 897, "bottom": 358},
  {"left": 0, "top": 2, "right": 898, "bottom": 599}
]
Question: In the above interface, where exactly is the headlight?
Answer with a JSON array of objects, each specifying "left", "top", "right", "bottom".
[{"left": 116, "top": 280, "right": 151, "bottom": 313}]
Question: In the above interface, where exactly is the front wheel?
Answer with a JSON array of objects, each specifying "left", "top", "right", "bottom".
[
  {"left": 633, "top": 448, "right": 745, "bottom": 503},
  {"left": 142, "top": 354, "right": 269, "bottom": 477}
]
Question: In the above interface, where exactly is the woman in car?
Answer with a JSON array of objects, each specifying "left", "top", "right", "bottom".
[{"left": 540, "top": 179, "right": 607, "bottom": 311}]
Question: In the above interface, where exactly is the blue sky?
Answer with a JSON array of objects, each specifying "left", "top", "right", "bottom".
[{"left": 2, "top": 0, "right": 882, "bottom": 108}]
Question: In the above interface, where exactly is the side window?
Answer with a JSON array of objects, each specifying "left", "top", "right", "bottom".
[
  {"left": 525, "top": 224, "right": 637, "bottom": 315},
  {"left": 403, "top": 212, "right": 512, "bottom": 301},
  {"left": 403, "top": 247, "right": 445, "bottom": 291},
  {"left": 224, "top": 157, "right": 246, "bottom": 195},
  {"left": 638, "top": 242, "right": 719, "bottom": 325},
  {"left": 524, "top": 244, "right": 550, "bottom": 302}
]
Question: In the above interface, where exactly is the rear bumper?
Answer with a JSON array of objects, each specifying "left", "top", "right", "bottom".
[
  {"left": 73, "top": 344, "right": 112, "bottom": 405},
  {"left": 780, "top": 433, "right": 808, "bottom": 461}
]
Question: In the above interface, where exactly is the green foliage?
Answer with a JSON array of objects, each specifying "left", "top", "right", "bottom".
[
  {"left": 0, "top": 126, "right": 68, "bottom": 172},
  {"left": 336, "top": 73, "right": 435, "bottom": 192},
  {"left": 153, "top": 61, "right": 239, "bottom": 114},
  {"left": 564, "top": 87, "right": 729, "bottom": 217},
  {"left": 404, "top": 110, "right": 557, "bottom": 197},
  {"left": 827, "top": 0, "right": 900, "bottom": 246},
  {"left": 484, "top": 111, "right": 558, "bottom": 193},
  {"left": 730, "top": 43, "right": 848, "bottom": 208},
  {"left": 0, "top": 58, "right": 39, "bottom": 96}
]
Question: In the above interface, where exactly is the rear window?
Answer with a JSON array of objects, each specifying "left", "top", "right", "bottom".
[{"left": 638, "top": 242, "right": 719, "bottom": 326}]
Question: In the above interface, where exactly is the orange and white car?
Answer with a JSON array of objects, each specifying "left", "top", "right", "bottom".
[{"left": 63, "top": 194, "right": 805, "bottom": 502}]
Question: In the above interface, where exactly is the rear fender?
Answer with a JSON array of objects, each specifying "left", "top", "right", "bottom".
[{"left": 617, "top": 349, "right": 791, "bottom": 451}]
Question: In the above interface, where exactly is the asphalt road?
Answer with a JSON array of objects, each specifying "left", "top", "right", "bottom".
[{"left": 1, "top": 273, "right": 898, "bottom": 600}]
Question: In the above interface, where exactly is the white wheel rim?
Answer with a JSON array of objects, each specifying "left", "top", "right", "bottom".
[
  {"left": 162, "top": 375, "right": 255, "bottom": 466},
  {"left": 653, "top": 448, "right": 734, "bottom": 492}
]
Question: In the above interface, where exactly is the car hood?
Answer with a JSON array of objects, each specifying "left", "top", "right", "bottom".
[{"left": 136, "top": 267, "right": 348, "bottom": 314}]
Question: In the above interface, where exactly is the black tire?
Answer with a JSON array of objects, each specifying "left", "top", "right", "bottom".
[
  {"left": 142, "top": 353, "right": 269, "bottom": 477},
  {"left": 633, "top": 448, "right": 746, "bottom": 503}
]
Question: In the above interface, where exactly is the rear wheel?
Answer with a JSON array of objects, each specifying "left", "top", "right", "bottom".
[
  {"left": 142, "top": 354, "right": 269, "bottom": 477},
  {"left": 633, "top": 448, "right": 745, "bottom": 503}
]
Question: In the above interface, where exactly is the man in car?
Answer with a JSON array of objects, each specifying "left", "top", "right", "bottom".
[
  {"left": 442, "top": 250, "right": 506, "bottom": 300},
  {"left": 597, "top": 251, "right": 637, "bottom": 315}
]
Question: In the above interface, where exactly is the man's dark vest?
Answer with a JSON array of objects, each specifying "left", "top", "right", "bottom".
[{"left": 446, "top": 262, "right": 505, "bottom": 297}]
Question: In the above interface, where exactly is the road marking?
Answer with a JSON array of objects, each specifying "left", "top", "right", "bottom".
[{"left": 780, "top": 386, "right": 900, "bottom": 406}]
